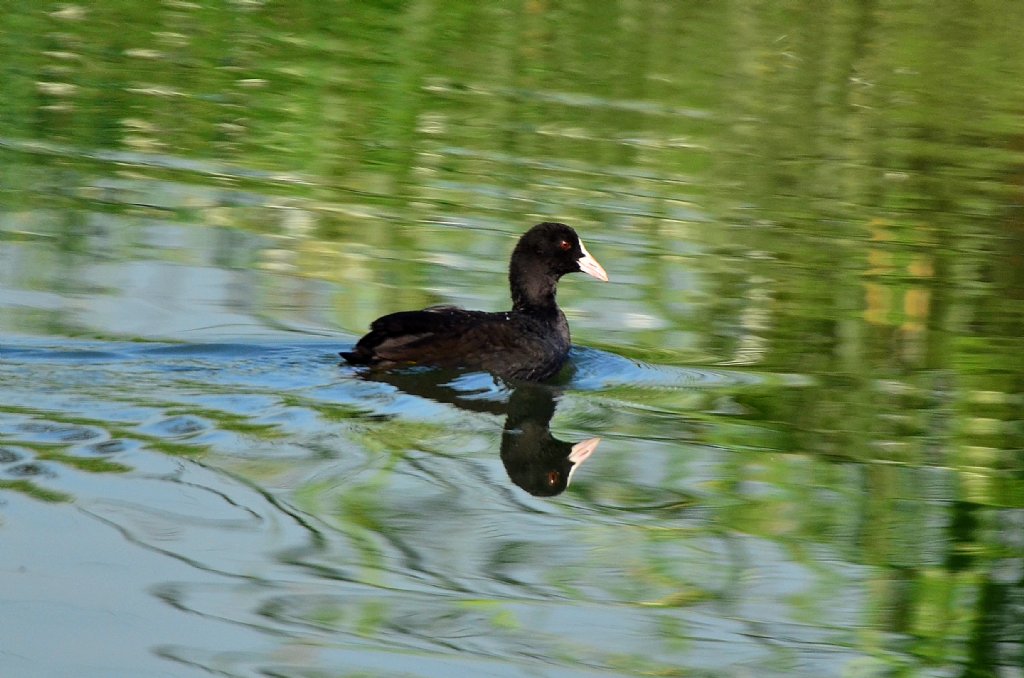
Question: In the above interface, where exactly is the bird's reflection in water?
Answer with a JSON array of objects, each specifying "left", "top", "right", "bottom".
[
  {"left": 352, "top": 369, "right": 600, "bottom": 496},
  {"left": 500, "top": 384, "right": 599, "bottom": 496}
]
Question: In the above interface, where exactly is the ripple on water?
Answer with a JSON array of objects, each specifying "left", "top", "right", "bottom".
[
  {"left": 5, "top": 461, "right": 57, "bottom": 478},
  {"left": 0, "top": 446, "right": 25, "bottom": 464},
  {"left": 566, "top": 346, "right": 773, "bottom": 390},
  {"left": 135, "top": 342, "right": 284, "bottom": 358},
  {"left": 86, "top": 438, "right": 142, "bottom": 456},
  {"left": 1, "top": 335, "right": 829, "bottom": 678},
  {"left": 1, "top": 344, "right": 131, "bottom": 362},
  {"left": 14, "top": 421, "right": 106, "bottom": 444},
  {"left": 139, "top": 415, "right": 211, "bottom": 439}
]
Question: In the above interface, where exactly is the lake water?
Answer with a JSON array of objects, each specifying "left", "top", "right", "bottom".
[{"left": 2, "top": 2, "right": 1023, "bottom": 677}]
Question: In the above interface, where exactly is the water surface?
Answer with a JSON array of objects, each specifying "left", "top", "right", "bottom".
[{"left": 2, "top": 2, "right": 1023, "bottom": 677}]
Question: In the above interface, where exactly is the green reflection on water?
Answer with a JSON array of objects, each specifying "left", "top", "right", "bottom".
[{"left": 1, "top": 1, "right": 1023, "bottom": 677}]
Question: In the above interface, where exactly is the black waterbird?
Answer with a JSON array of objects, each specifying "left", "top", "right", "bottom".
[{"left": 341, "top": 222, "right": 608, "bottom": 382}]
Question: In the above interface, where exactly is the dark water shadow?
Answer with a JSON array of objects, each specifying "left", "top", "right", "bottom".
[{"left": 348, "top": 367, "right": 600, "bottom": 497}]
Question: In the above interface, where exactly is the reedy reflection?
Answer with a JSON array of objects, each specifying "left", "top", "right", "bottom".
[{"left": 350, "top": 367, "right": 599, "bottom": 497}]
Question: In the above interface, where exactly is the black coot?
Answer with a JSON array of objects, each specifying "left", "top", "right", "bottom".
[{"left": 341, "top": 222, "right": 609, "bottom": 381}]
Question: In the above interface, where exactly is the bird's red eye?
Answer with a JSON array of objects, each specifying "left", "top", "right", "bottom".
[
  {"left": 559, "top": 240, "right": 572, "bottom": 251},
  {"left": 547, "top": 470, "right": 561, "bottom": 486}
]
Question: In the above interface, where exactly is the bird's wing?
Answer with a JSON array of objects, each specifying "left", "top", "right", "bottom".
[{"left": 353, "top": 307, "right": 520, "bottom": 364}]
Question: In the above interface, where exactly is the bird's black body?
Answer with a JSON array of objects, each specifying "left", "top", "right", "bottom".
[
  {"left": 342, "top": 305, "right": 570, "bottom": 381},
  {"left": 341, "top": 222, "right": 608, "bottom": 382}
]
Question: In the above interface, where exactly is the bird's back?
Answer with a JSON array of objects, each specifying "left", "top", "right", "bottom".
[{"left": 341, "top": 306, "right": 570, "bottom": 381}]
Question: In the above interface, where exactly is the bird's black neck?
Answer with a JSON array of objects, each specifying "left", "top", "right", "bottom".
[{"left": 509, "top": 261, "right": 560, "bottom": 315}]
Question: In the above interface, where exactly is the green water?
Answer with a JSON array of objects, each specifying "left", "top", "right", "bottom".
[{"left": 2, "top": 2, "right": 1023, "bottom": 677}]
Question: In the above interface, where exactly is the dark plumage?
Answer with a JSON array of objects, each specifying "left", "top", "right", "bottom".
[{"left": 341, "top": 222, "right": 609, "bottom": 381}]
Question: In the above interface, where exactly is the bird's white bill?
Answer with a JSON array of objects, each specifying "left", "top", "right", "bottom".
[
  {"left": 566, "top": 436, "right": 601, "bottom": 486},
  {"left": 577, "top": 240, "right": 609, "bottom": 281}
]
